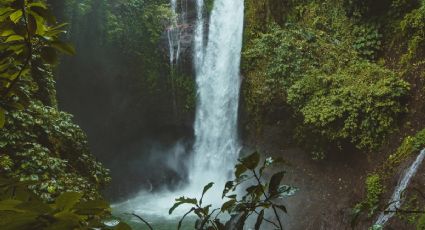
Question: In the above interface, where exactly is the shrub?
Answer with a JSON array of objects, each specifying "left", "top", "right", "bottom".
[
  {"left": 243, "top": 23, "right": 354, "bottom": 131},
  {"left": 0, "top": 177, "right": 129, "bottom": 230},
  {"left": 400, "top": 1, "right": 425, "bottom": 64},
  {"left": 386, "top": 128, "right": 425, "bottom": 173},
  {"left": 169, "top": 152, "right": 297, "bottom": 230},
  {"left": 365, "top": 173, "right": 384, "bottom": 215},
  {"left": 0, "top": 102, "right": 110, "bottom": 201},
  {"left": 352, "top": 24, "right": 383, "bottom": 60},
  {"left": 288, "top": 61, "right": 409, "bottom": 150}
]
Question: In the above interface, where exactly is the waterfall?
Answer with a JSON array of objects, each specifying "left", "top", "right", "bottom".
[
  {"left": 114, "top": 0, "right": 245, "bottom": 217},
  {"left": 167, "top": 0, "right": 188, "bottom": 66},
  {"left": 167, "top": 0, "right": 179, "bottom": 66},
  {"left": 189, "top": 0, "right": 244, "bottom": 190},
  {"left": 373, "top": 149, "right": 425, "bottom": 228}
]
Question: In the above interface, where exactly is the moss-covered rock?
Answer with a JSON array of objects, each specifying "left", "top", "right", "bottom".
[{"left": 242, "top": 0, "right": 410, "bottom": 152}]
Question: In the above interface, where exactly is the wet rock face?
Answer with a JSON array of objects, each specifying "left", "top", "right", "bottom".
[{"left": 159, "top": 0, "right": 209, "bottom": 74}]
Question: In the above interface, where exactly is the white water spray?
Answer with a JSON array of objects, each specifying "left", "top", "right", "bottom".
[
  {"left": 115, "top": 0, "right": 244, "bottom": 217},
  {"left": 374, "top": 149, "right": 425, "bottom": 228},
  {"left": 189, "top": 0, "right": 244, "bottom": 191}
]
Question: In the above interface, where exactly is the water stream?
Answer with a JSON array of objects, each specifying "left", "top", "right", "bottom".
[
  {"left": 114, "top": 0, "right": 245, "bottom": 225},
  {"left": 373, "top": 149, "right": 425, "bottom": 228}
]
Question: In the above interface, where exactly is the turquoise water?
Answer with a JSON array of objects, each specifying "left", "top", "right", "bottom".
[{"left": 115, "top": 213, "right": 196, "bottom": 230}]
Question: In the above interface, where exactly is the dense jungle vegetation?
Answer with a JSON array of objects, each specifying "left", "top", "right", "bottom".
[{"left": 0, "top": 0, "right": 425, "bottom": 229}]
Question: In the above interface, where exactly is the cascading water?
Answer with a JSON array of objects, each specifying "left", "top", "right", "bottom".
[
  {"left": 373, "top": 149, "right": 425, "bottom": 228},
  {"left": 114, "top": 0, "right": 245, "bottom": 219},
  {"left": 189, "top": 0, "right": 244, "bottom": 191},
  {"left": 167, "top": 0, "right": 182, "bottom": 66}
]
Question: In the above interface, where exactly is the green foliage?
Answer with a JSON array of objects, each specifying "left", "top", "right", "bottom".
[
  {"left": 0, "top": 102, "right": 110, "bottom": 201},
  {"left": 0, "top": 0, "right": 75, "bottom": 126},
  {"left": 0, "top": 177, "right": 131, "bottom": 230},
  {"left": 174, "top": 74, "right": 196, "bottom": 112},
  {"left": 205, "top": 0, "right": 215, "bottom": 13},
  {"left": 242, "top": 0, "right": 417, "bottom": 154},
  {"left": 364, "top": 173, "right": 384, "bottom": 215},
  {"left": 418, "top": 214, "right": 425, "bottom": 230},
  {"left": 243, "top": 22, "right": 353, "bottom": 133},
  {"left": 399, "top": 0, "right": 425, "bottom": 64},
  {"left": 288, "top": 61, "right": 409, "bottom": 150},
  {"left": 385, "top": 128, "right": 425, "bottom": 173},
  {"left": 105, "top": 0, "right": 171, "bottom": 55},
  {"left": 242, "top": 1, "right": 410, "bottom": 152},
  {"left": 352, "top": 173, "right": 384, "bottom": 225},
  {"left": 352, "top": 24, "right": 382, "bottom": 60},
  {"left": 169, "top": 152, "right": 297, "bottom": 230}
]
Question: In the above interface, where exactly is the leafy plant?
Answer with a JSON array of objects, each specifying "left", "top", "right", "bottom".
[
  {"left": 169, "top": 152, "right": 297, "bottom": 230},
  {"left": 288, "top": 61, "right": 409, "bottom": 150},
  {"left": 352, "top": 24, "right": 382, "bottom": 60},
  {"left": 0, "top": 177, "right": 131, "bottom": 230},
  {"left": 0, "top": 102, "right": 111, "bottom": 201},
  {"left": 365, "top": 174, "right": 384, "bottom": 215},
  {"left": 0, "top": 0, "right": 75, "bottom": 127}
]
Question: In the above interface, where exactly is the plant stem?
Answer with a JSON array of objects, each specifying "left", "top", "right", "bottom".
[
  {"left": 252, "top": 169, "right": 284, "bottom": 230},
  {"left": 253, "top": 209, "right": 280, "bottom": 229},
  {"left": 132, "top": 213, "right": 154, "bottom": 230},
  {"left": 2, "top": 4, "right": 32, "bottom": 98}
]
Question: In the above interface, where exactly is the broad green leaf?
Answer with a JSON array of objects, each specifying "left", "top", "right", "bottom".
[
  {"left": 254, "top": 209, "right": 264, "bottom": 230},
  {"left": 220, "top": 199, "right": 236, "bottom": 212},
  {"left": 169, "top": 197, "right": 197, "bottom": 214},
  {"left": 202, "top": 182, "right": 214, "bottom": 198},
  {"left": 0, "top": 7, "right": 14, "bottom": 17},
  {"left": 0, "top": 212, "right": 38, "bottom": 229},
  {"left": 0, "top": 107, "right": 5, "bottom": 128},
  {"left": 0, "top": 29, "right": 15, "bottom": 37},
  {"left": 55, "top": 192, "right": 82, "bottom": 211},
  {"left": 16, "top": 200, "right": 52, "bottom": 213},
  {"left": 246, "top": 185, "right": 263, "bottom": 199},
  {"left": 47, "top": 211, "right": 82, "bottom": 230},
  {"left": 48, "top": 23, "right": 68, "bottom": 31},
  {"left": 240, "top": 152, "right": 260, "bottom": 170},
  {"left": 28, "top": 11, "right": 46, "bottom": 35},
  {"left": 51, "top": 41, "right": 76, "bottom": 55},
  {"left": 74, "top": 199, "right": 110, "bottom": 215},
  {"left": 222, "top": 181, "right": 234, "bottom": 198},
  {"left": 9, "top": 10, "right": 22, "bottom": 23},
  {"left": 235, "top": 163, "right": 247, "bottom": 178},
  {"left": 0, "top": 199, "right": 23, "bottom": 212},
  {"left": 5, "top": 35, "right": 24, "bottom": 42},
  {"left": 268, "top": 171, "right": 285, "bottom": 197},
  {"left": 28, "top": 2, "right": 48, "bottom": 9},
  {"left": 274, "top": 204, "right": 287, "bottom": 213}
]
